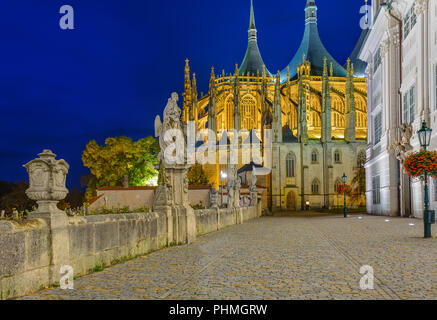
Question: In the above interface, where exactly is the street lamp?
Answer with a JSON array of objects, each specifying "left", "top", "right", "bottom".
[
  {"left": 220, "top": 171, "right": 227, "bottom": 207},
  {"left": 418, "top": 121, "right": 433, "bottom": 238},
  {"left": 342, "top": 173, "right": 348, "bottom": 218}
]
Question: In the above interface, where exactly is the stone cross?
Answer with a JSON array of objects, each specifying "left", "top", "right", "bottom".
[{"left": 1, "top": 210, "right": 5, "bottom": 218}]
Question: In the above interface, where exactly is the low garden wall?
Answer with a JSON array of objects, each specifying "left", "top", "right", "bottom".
[{"left": 0, "top": 205, "right": 260, "bottom": 299}]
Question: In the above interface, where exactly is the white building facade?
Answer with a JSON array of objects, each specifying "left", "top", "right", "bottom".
[{"left": 359, "top": 0, "right": 437, "bottom": 217}]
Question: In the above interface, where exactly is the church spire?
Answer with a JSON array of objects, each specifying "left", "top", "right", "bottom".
[
  {"left": 249, "top": 0, "right": 256, "bottom": 30},
  {"left": 305, "top": 0, "right": 317, "bottom": 24},
  {"left": 321, "top": 57, "right": 332, "bottom": 142},
  {"left": 281, "top": 0, "right": 346, "bottom": 81},
  {"left": 345, "top": 58, "right": 356, "bottom": 142},
  {"left": 273, "top": 71, "right": 283, "bottom": 143},
  {"left": 191, "top": 73, "right": 198, "bottom": 122},
  {"left": 208, "top": 67, "right": 217, "bottom": 134},
  {"left": 183, "top": 59, "right": 192, "bottom": 122},
  {"left": 240, "top": 0, "right": 270, "bottom": 76}
]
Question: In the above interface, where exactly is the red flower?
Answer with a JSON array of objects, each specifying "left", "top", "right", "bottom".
[
  {"left": 336, "top": 184, "right": 353, "bottom": 196},
  {"left": 404, "top": 150, "right": 437, "bottom": 180}
]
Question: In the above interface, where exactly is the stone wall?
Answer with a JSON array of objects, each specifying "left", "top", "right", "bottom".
[
  {"left": 0, "top": 205, "right": 260, "bottom": 299},
  {"left": 89, "top": 186, "right": 212, "bottom": 211}
]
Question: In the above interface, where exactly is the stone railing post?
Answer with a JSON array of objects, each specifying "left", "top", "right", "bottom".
[{"left": 23, "top": 150, "right": 70, "bottom": 283}]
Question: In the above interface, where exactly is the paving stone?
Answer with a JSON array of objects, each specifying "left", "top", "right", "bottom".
[{"left": 21, "top": 215, "right": 437, "bottom": 300}]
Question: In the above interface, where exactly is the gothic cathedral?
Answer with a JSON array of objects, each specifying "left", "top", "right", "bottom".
[{"left": 182, "top": 0, "right": 368, "bottom": 211}]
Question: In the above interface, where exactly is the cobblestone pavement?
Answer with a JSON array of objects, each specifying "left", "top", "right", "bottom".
[{"left": 22, "top": 215, "right": 437, "bottom": 300}]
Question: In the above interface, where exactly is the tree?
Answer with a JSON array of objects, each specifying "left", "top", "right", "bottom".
[
  {"left": 0, "top": 182, "right": 36, "bottom": 215},
  {"left": 0, "top": 181, "right": 14, "bottom": 200},
  {"left": 58, "top": 187, "right": 85, "bottom": 210},
  {"left": 82, "top": 136, "right": 159, "bottom": 200},
  {"left": 188, "top": 164, "right": 209, "bottom": 186}
]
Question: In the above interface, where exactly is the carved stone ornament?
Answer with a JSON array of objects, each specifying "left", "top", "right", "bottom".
[
  {"left": 393, "top": 123, "right": 413, "bottom": 162},
  {"left": 23, "top": 150, "right": 69, "bottom": 203},
  {"left": 380, "top": 37, "right": 390, "bottom": 56},
  {"left": 415, "top": 0, "right": 428, "bottom": 16}
]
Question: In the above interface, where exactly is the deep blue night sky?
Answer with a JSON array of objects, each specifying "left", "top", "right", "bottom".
[{"left": 0, "top": 0, "right": 365, "bottom": 187}]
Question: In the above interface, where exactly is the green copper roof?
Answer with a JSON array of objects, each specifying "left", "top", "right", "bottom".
[
  {"left": 280, "top": 0, "right": 347, "bottom": 81},
  {"left": 347, "top": 28, "right": 368, "bottom": 77},
  {"left": 240, "top": 0, "right": 271, "bottom": 76}
]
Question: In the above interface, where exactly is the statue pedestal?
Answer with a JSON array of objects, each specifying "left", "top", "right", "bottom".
[
  {"left": 23, "top": 150, "right": 71, "bottom": 285},
  {"left": 28, "top": 201, "right": 70, "bottom": 285},
  {"left": 153, "top": 164, "right": 196, "bottom": 245}
]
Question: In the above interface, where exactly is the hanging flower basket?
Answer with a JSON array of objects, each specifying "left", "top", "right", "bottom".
[
  {"left": 404, "top": 150, "right": 437, "bottom": 180},
  {"left": 336, "top": 185, "right": 353, "bottom": 196}
]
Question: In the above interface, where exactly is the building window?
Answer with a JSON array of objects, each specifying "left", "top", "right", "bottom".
[
  {"left": 226, "top": 95, "right": 234, "bottom": 129},
  {"left": 286, "top": 152, "right": 296, "bottom": 178},
  {"left": 241, "top": 95, "right": 256, "bottom": 131},
  {"left": 403, "top": 85, "right": 416, "bottom": 124},
  {"left": 311, "top": 179, "right": 320, "bottom": 195},
  {"left": 334, "top": 150, "right": 341, "bottom": 163},
  {"left": 404, "top": 4, "right": 417, "bottom": 40},
  {"left": 374, "top": 48, "right": 381, "bottom": 73},
  {"left": 311, "top": 150, "right": 318, "bottom": 163},
  {"left": 374, "top": 112, "right": 382, "bottom": 144},
  {"left": 372, "top": 176, "right": 381, "bottom": 205}
]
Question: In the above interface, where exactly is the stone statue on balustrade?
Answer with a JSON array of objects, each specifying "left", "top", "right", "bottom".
[
  {"left": 226, "top": 164, "right": 241, "bottom": 209},
  {"left": 209, "top": 184, "right": 219, "bottom": 209},
  {"left": 154, "top": 92, "right": 186, "bottom": 166},
  {"left": 249, "top": 166, "right": 258, "bottom": 206}
]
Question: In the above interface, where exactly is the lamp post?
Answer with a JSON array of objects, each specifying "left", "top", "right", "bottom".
[
  {"left": 342, "top": 173, "right": 348, "bottom": 218},
  {"left": 220, "top": 171, "right": 227, "bottom": 207},
  {"left": 418, "top": 121, "right": 433, "bottom": 238}
]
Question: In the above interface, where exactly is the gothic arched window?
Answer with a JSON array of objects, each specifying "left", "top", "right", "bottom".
[
  {"left": 241, "top": 95, "right": 256, "bottom": 131},
  {"left": 225, "top": 95, "right": 234, "bottom": 129},
  {"left": 286, "top": 152, "right": 296, "bottom": 178},
  {"left": 334, "top": 150, "right": 342, "bottom": 163},
  {"left": 312, "top": 112, "right": 321, "bottom": 127},
  {"left": 311, "top": 179, "right": 320, "bottom": 194},
  {"left": 311, "top": 150, "right": 318, "bottom": 163}
]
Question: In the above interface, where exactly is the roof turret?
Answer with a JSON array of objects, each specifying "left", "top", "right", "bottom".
[{"left": 281, "top": 0, "right": 347, "bottom": 81}]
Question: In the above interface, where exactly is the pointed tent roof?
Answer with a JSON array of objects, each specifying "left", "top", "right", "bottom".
[
  {"left": 280, "top": 0, "right": 347, "bottom": 81},
  {"left": 240, "top": 0, "right": 271, "bottom": 76},
  {"left": 283, "top": 124, "right": 298, "bottom": 143}
]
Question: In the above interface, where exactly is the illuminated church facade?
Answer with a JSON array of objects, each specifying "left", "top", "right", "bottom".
[{"left": 182, "top": 0, "right": 368, "bottom": 211}]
